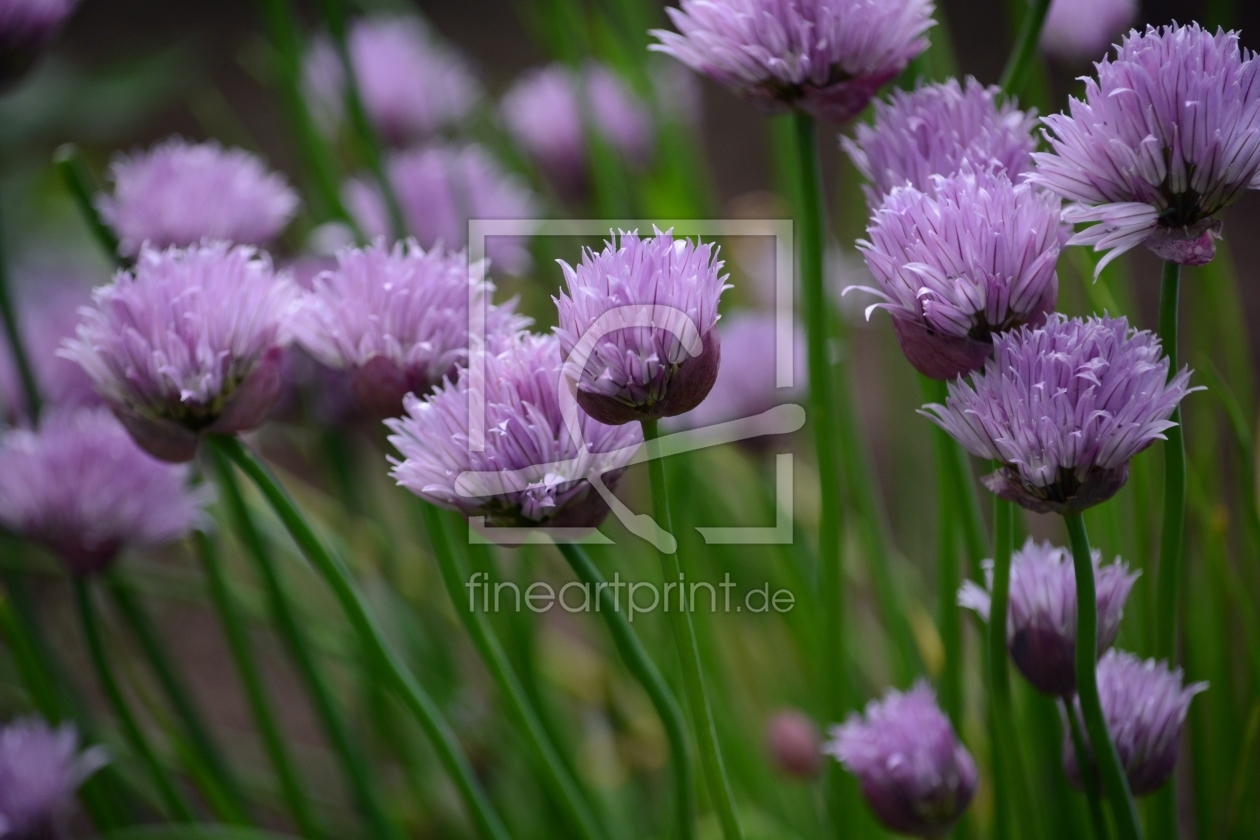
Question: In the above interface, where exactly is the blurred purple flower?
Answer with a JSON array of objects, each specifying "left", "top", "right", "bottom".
[
  {"left": 766, "top": 709, "right": 823, "bottom": 780},
  {"left": 958, "top": 537, "right": 1139, "bottom": 697},
  {"left": 97, "top": 138, "right": 299, "bottom": 257},
  {"left": 0, "top": 718, "right": 107, "bottom": 839},
  {"left": 304, "top": 15, "right": 480, "bottom": 145},
  {"left": 842, "top": 77, "right": 1038, "bottom": 204},
  {"left": 0, "top": 409, "right": 211, "bottom": 575},
  {"left": 554, "top": 230, "right": 729, "bottom": 425},
  {"left": 825, "top": 681, "right": 977, "bottom": 838},
  {"left": 344, "top": 144, "right": 539, "bottom": 276},
  {"left": 1029, "top": 24, "right": 1260, "bottom": 273},
  {"left": 921, "top": 315, "right": 1195, "bottom": 514},
  {"left": 650, "top": 0, "right": 934, "bottom": 124},
  {"left": 1064, "top": 650, "right": 1207, "bottom": 797},
  {"left": 0, "top": 0, "right": 79, "bottom": 86},
  {"left": 1039, "top": 0, "right": 1137, "bottom": 66},
  {"left": 853, "top": 167, "right": 1062, "bottom": 380},
  {"left": 387, "top": 332, "right": 642, "bottom": 529},
  {"left": 61, "top": 243, "right": 300, "bottom": 462}
]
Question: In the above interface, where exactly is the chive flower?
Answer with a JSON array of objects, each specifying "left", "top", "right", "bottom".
[
  {"left": 1039, "top": 0, "right": 1137, "bottom": 66},
  {"left": 0, "top": 718, "right": 107, "bottom": 840},
  {"left": 0, "top": 277, "right": 100, "bottom": 422},
  {"left": 0, "top": 0, "right": 79, "bottom": 86}
]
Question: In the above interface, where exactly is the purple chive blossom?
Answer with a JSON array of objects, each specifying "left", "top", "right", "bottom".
[
  {"left": 825, "top": 681, "right": 977, "bottom": 838},
  {"left": 97, "top": 139, "right": 299, "bottom": 257},
  {"left": 61, "top": 243, "right": 300, "bottom": 463},
  {"left": 291, "top": 239, "right": 532, "bottom": 419},
  {"left": 344, "top": 144, "right": 539, "bottom": 276},
  {"left": 841, "top": 77, "right": 1038, "bottom": 204},
  {"left": 554, "top": 230, "right": 729, "bottom": 426},
  {"left": 853, "top": 167, "right": 1062, "bottom": 380},
  {"left": 0, "top": 0, "right": 79, "bottom": 86},
  {"left": 650, "top": 0, "right": 934, "bottom": 124},
  {"left": 922, "top": 314, "right": 1195, "bottom": 514},
  {"left": 958, "top": 537, "right": 1139, "bottom": 697},
  {"left": 1064, "top": 650, "right": 1207, "bottom": 797},
  {"left": 0, "top": 409, "right": 211, "bottom": 575},
  {"left": 1039, "top": 0, "right": 1137, "bottom": 66},
  {"left": 766, "top": 709, "right": 823, "bottom": 780},
  {"left": 1029, "top": 24, "right": 1260, "bottom": 272},
  {"left": 0, "top": 718, "right": 107, "bottom": 839},
  {"left": 387, "top": 332, "right": 643, "bottom": 529},
  {"left": 303, "top": 16, "right": 480, "bottom": 145}
]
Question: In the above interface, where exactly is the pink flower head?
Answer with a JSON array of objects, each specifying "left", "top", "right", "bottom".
[
  {"left": 0, "top": 409, "right": 211, "bottom": 575},
  {"left": 1039, "top": 0, "right": 1137, "bottom": 66},
  {"left": 61, "top": 243, "right": 300, "bottom": 462},
  {"left": 842, "top": 77, "right": 1038, "bottom": 204},
  {"left": 0, "top": 0, "right": 79, "bottom": 86},
  {"left": 1029, "top": 24, "right": 1260, "bottom": 273},
  {"left": 958, "top": 537, "right": 1139, "bottom": 696},
  {"left": 387, "top": 332, "right": 643, "bottom": 529},
  {"left": 854, "top": 167, "right": 1062, "bottom": 380},
  {"left": 825, "top": 682, "right": 977, "bottom": 838},
  {"left": 345, "top": 144, "right": 539, "bottom": 276},
  {"left": 650, "top": 0, "right": 934, "bottom": 124},
  {"left": 97, "top": 138, "right": 299, "bottom": 257},
  {"left": 0, "top": 718, "right": 107, "bottom": 839},
  {"left": 922, "top": 314, "right": 1196, "bottom": 514},
  {"left": 766, "top": 709, "right": 823, "bottom": 779},
  {"left": 291, "top": 239, "right": 532, "bottom": 419},
  {"left": 553, "top": 230, "right": 729, "bottom": 425}
]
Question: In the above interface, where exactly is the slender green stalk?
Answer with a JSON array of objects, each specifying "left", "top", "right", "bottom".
[
  {"left": 210, "top": 436, "right": 511, "bottom": 840},
  {"left": 1064, "top": 514, "right": 1144, "bottom": 840},
  {"left": 922, "top": 377, "right": 962, "bottom": 722},
  {"left": 0, "top": 207, "right": 41, "bottom": 419},
  {"left": 193, "top": 531, "right": 323, "bottom": 839},
  {"left": 1155, "top": 260, "right": 1185, "bottom": 663},
  {"left": 642, "top": 419, "right": 744, "bottom": 840},
  {"left": 73, "top": 578, "right": 196, "bottom": 821},
  {"left": 1064, "top": 699, "right": 1112, "bottom": 840},
  {"left": 558, "top": 542, "right": 694, "bottom": 840},
  {"left": 53, "top": 144, "right": 125, "bottom": 266},
  {"left": 947, "top": 443, "right": 988, "bottom": 569},
  {"left": 998, "top": 0, "right": 1052, "bottom": 97}
]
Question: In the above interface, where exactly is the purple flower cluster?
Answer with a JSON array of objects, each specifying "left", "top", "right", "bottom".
[
  {"left": 1039, "top": 0, "right": 1137, "bottom": 66},
  {"left": 0, "top": 0, "right": 79, "bottom": 85},
  {"left": 0, "top": 718, "right": 106, "bottom": 840},
  {"left": 0, "top": 276, "right": 100, "bottom": 422}
]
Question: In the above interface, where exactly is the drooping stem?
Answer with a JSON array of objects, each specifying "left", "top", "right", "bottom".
[
  {"left": 642, "top": 419, "right": 744, "bottom": 840},
  {"left": 0, "top": 206, "right": 41, "bottom": 419},
  {"left": 53, "top": 144, "right": 125, "bottom": 267},
  {"left": 1064, "top": 513, "right": 1144, "bottom": 840},
  {"left": 998, "top": 0, "right": 1052, "bottom": 97},
  {"left": 558, "top": 542, "right": 694, "bottom": 840},
  {"left": 1154, "top": 260, "right": 1185, "bottom": 663},
  {"left": 1064, "top": 698, "right": 1112, "bottom": 840}
]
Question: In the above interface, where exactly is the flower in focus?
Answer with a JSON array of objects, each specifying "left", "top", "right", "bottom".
[
  {"left": 853, "top": 167, "right": 1062, "bottom": 380},
  {"left": 0, "top": 409, "right": 210, "bottom": 575},
  {"left": 97, "top": 138, "right": 299, "bottom": 257},
  {"left": 0, "top": 0, "right": 79, "bottom": 86},
  {"left": 1029, "top": 24, "right": 1260, "bottom": 272},
  {"left": 958, "top": 537, "right": 1139, "bottom": 697},
  {"left": 387, "top": 332, "right": 643, "bottom": 529},
  {"left": 1064, "top": 650, "right": 1207, "bottom": 797},
  {"left": 1039, "top": 0, "right": 1137, "bottom": 66},
  {"left": 61, "top": 243, "right": 300, "bottom": 462},
  {"left": 922, "top": 315, "right": 1195, "bottom": 514},
  {"left": 292, "top": 239, "right": 532, "bottom": 419},
  {"left": 650, "top": 0, "right": 934, "bottom": 124},
  {"left": 0, "top": 718, "right": 107, "bottom": 839},
  {"left": 554, "top": 230, "right": 729, "bottom": 425},
  {"left": 344, "top": 144, "right": 539, "bottom": 275},
  {"left": 766, "top": 709, "right": 823, "bottom": 780},
  {"left": 304, "top": 16, "right": 480, "bottom": 145},
  {"left": 842, "top": 77, "right": 1038, "bottom": 204},
  {"left": 825, "top": 681, "right": 977, "bottom": 838}
]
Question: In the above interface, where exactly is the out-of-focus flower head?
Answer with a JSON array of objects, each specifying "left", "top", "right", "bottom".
[
  {"left": 922, "top": 315, "right": 1195, "bottom": 514},
  {"left": 1030, "top": 24, "right": 1260, "bottom": 272},
  {"left": 1039, "top": 0, "right": 1138, "bottom": 66},
  {"left": 958, "top": 537, "right": 1139, "bottom": 696},
  {"left": 825, "top": 681, "right": 977, "bottom": 838},
  {"left": 292, "top": 239, "right": 532, "bottom": 419},
  {"left": 842, "top": 77, "right": 1038, "bottom": 204},
  {"left": 1064, "top": 650, "right": 1207, "bottom": 797},
  {"left": 0, "top": 0, "right": 79, "bottom": 87},
  {"left": 650, "top": 0, "right": 934, "bottom": 124},
  {"left": 304, "top": 15, "right": 480, "bottom": 145},
  {"left": 0, "top": 718, "right": 107, "bottom": 839},
  {"left": 553, "top": 229, "right": 729, "bottom": 425},
  {"left": 96, "top": 138, "right": 299, "bottom": 257},
  {"left": 61, "top": 243, "right": 300, "bottom": 462},
  {"left": 0, "top": 409, "right": 211, "bottom": 575},
  {"left": 766, "top": 709, "right": 823, "bottom": 780},
  {"left": 387, "top": 332, "right": 643, "bottom": 529},
  {"left": 853, "top": 167, "right": 1062, "bottom": 380},
  {"left": 344, "top": 144, "right": 539, "bottom": 276}
]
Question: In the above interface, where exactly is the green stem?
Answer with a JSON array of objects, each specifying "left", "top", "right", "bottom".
[
  {"left": 73, "top": 578, "right": 196, "bottom": 821},
  {"left": 193, "top": 531, "right": 323, "bottom": 839},
  {"left": 0, "top": 206, "right": 42, "bottom": 419},
  {"left": 1064, "top": 699, "right": 1112, "bottom": 840},
  {"left": 210, "top": 436, "right": 511, "bottom": 840},
  {"left": 1154, "top": 260, "right": 1184, "bottom": 664},
  {"left": 53, "top": 144, "right": 125, "bottom": 267},
  {"left": 558, "top": 542, "right": 694, "bottom": 840},
  {"left": 1064, "top": 514, "right": 1144, "bottom": 840},
  {"left": 642, "top": 419, "right": 744, "bottom": 840},
  {"left": 998, "top": 0, "right": 1052, "bottom": 97},
  {"left": 948, "top": 442, "right": 988, "bottom": 569},
  {"left": 923, "top": 376, "right": 962, "bottom": 722}
]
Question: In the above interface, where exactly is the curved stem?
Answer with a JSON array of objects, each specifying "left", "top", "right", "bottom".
[
  {"left": 643, "top": 419, "right": 744, "bottom": 840},
  {"left": 1064, "top": 514, "right": 1144, "bottom": 840},
  {"left": 53, "top": 144, "right": 125, "bottom": 267},
  {"left": 1064, "top": 699, "right": 1111, "bottom": 840},
  {"left": 558, "top": 542, "right": 694, "bottom": 840},
  {"left": 998, "top": 0, "right": 1052, "bottom": 97},
  {"left": 1155, "top": 260, "right": 1185, "bottom": 663},
  {"left": 0, "top": 207, "right": 42, "bottom": 419}
]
